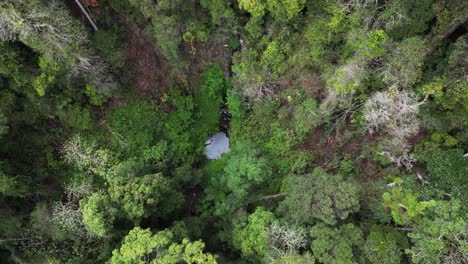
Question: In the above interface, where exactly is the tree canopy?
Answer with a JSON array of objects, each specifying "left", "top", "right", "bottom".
[{"left": 0, "top": 0, "right": 466, "bottom": 263}]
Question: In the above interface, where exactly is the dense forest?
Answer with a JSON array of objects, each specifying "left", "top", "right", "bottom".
[{"left": 0, "top": 0, "right": 467, "bottom": 263}]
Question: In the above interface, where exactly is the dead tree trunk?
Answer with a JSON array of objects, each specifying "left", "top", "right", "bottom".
[{"left": 73, "top": 0, "right": 98, "bottom": 31}]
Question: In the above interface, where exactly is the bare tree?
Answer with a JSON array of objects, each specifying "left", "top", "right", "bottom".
[
  {"left": 364, "top": 88, "right": 423, "bottom": 136},
  {"left": 51, "top": 201, "right": 84, "bottom": 234},
  {"left": 236, "top": 71, "right": 280, "bottom": 101},
  {"left": 64, "top": 181, "right": 93, "bottom": 203},
  {"left": 268, "top": 222, "right": 308, "bottom": 258},
  {"left": 62, "top": 134, "right": 112, "bottom": 177},
  {"left": 0, "top": 0, "right": 116, "bottom": 94},
  {"left": 328, "top": 58, "right": 367, "bottom": 95},
  {"left": 364, "top": 88, "right": 426, "bottom": 169},
  {"left": 0, "top": 0, "right": 86, "bottom": 64},
  {"left": 380, "top": 137, "right": 415, "bottom": 169},
  {"left": 442, "top": 250, "right": 468, "bottom": 264}
]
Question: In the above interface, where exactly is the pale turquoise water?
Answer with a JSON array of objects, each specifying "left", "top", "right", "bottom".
[{"left": 205, "top": 132, "right": 230, "bottom": 159}]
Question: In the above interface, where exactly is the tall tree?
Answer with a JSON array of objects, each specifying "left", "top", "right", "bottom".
[
  {"left": 107, "top": 160, "right": 183, "bottom": 221},
  {"left": 233, "top": 207, "right": 276, "bottom": 258},
  {"left": 0, "top": 0, "right": 115, "bottom": 94},
  {"left": 279, "top": 168, "right": 360, "bottom": 225},
  {"left": 363, "top": 224, "right": 409, "bottom": 264},
  {"left": 109, "top": 227, "right": 216, "bottom": 264},
  {"left": 223, "top": 140, "right": 272, "bottom": 198},
  {"left": 310, "top": 223, "right": 364, "bottom": 264}
]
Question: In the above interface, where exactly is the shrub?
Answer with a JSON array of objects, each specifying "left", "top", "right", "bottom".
[{"left": 109, "top": 100, "right": 166, "bottom": 156}]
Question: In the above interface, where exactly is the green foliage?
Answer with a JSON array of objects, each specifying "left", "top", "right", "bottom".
[
  {"left": 224, "top": 140, "right": 272, "bottom": 197},
  {"left": 238, "top": 0, "right": 268, "bottom": 17},
  {"left": 292, "top": 98, "right": 319, "bottom": 139},
  {"left": 327, "top": 59, "right": 366, "bottom": 94},
  {"left": 310, "top": 223, "right": 364, "bottom": 264},
  {"left": 147, "top": 17, "right": 180, "bottom": 60},
  {"left": 238, "top": 0, "right": 306, "bottom": 20},
  {"left": 164, "top": 88, "right": 197, "bottom": 163},
  {"left": 231, "top": 100, "right": 297, "bottom": 156},
  {"left": 127, "top": 0, "right": 211, "bottom": 60},
  {"left": 383, "top": 37, "right": 427, "bottom": 88},
  {"left": 0, "top": 111, "right": 7, "bottom": 137},
  {"left": 59, "top": 104, "right": 93, "bottom": 131},
  {"left": 92, "top": 30, "right": 126, "bottom": 68},
  {"left": 226, "top": 90, "right": 245, "bottom": 119},
  {"left": 229, "top": 37, "right": 240, "bottom": 50},
  {"left": 107, "top": 161, "right": 182, "bottom": 221},
  {"left": 142, "top": 140, "right": 169, "bottom": 167},
  {"left": 279, "top": 168, "right": 360, "bottom": 225},
  {"left": 423, "top": 78, "right": 468, "bottom": 112},
  {"left": 109, "top": 227, "right": 173, "bottom": 263},
  {"left": 330, "top": 29, "right": 388, "bottom": 94},
  {"left": 382, "top": 182, "right": 436, "bottom": 225},
  {"left": 109, "top": 227, "right": 216, "bottom": 263},
  {"left": 81, "top": 192, "right": 117, "bottom": 236},
  {"left": 194, "top": 64, "right": 226, "bottom": 139},
  {"left": 200, "top": 0, "right": 236, "bottom": 25},
  {"left": 104, "top": 0, "right": 137, "bottom": 17},
  {"left": 275, "top": 0, "right": 307, "bottom": 19},
  {"left": 109, "top": 101, "right": 166, "bottom": 156},
  {"left": 382, "top": 0, "right": 435, "bottom": 39},
  {"left": 304, "top": 1, "right": 351, "bottom": 64},
  {"left": 201, "top": 140, "right": 272, "bottom": 217},
  {"left": 1, "top": 0, "right": 467, "bottom": 262},
  {"left": 423, "top": 148, "right": 468, "bottom": 203},
  {"left": 183, "top": 24, "right": 210, "bottom": 43},
  {"left": 85, "top": 84, "right": 107, "bottom": 106},
  {"left": 201, "top": 64, "right": 225, "bottom": 99},
  {"left": 363, "top": 224, "right": 409, "bottom": 264},
  {"left": 233, "top": 207, "right": 276, "bottom": 257},
  {"left": 0, "top": 170, "right": 16, "bottom": 196},
  {"left": 406, "top": 200, "right": 467, "bottom": 263},
  {"left": 33, "top": 56, "right": 62, "bottom": 96},
  {"left": 244, "top": 15, "right": 264, "bottom": 40},
  {"left": 419, "top": 37, "right": 468, "bottom": 132},
  {"left": 261, "top": 40, "right": 287, "bottom": 76},
  {"left": 63, "top": 135, "right": 113, "bottom": 177},
  {"left": 365, "top": 30, "right": 388, "bottom": 58},
  {"left": 432, "top": 0, "right": 468, "bottom": 36},
  {"left": 0, "top": 42, "right": 25, "bottom": 87}
]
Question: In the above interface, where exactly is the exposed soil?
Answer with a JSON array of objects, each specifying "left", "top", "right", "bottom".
[
  {"left": 82, "top": 0, "right": 100, "bottom": 8},
  {"left": 300, "top": 126, "right": 390, "bottom": 180},
  {"left": 183, "top": 185, "right": 203, "bottom": 217},
  {"left": 299, "top": 71, "right": 325, "bottom": 99},
  {"left": 301, "top": 127, "right": 340, "bottom": 173},
  {"left": 407, "top": 129, "right": 428, "bottom": 146},
  {"left": 179, "top": 37, "right": 232, "bottom": 87},
  {"left": 360, "top": 157, "right": 382, "bottom": 181},
  {"left": 125, "top": 30, "right": 172, "bottom": 99},
  {"left": 341, "top": 139, "right": 361, "bottom": 155}
]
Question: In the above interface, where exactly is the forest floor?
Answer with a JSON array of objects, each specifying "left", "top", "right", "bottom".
[
  {"left": 301, "top": 127, "right": 341, "bottom": 173},
  {"left": 124, "top": 31, "right": 231, "bottom": 101},
  {"left": 125, "top": 30, "right": 172, "bottom": 99},
  {"left": 178, "top": 37, "right": 233, "bottom": 86},
  {"left": 301, "top": 127, "right": 390, "bottom": 181},
  {"left": 69, "top": 1, "right": 231, "bottom": 100}
]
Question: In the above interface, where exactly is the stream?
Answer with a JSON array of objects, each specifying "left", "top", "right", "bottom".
[{"left": 204, "top": 41, "right": 236, "bottom": 160}]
